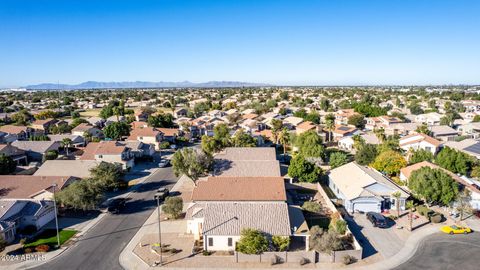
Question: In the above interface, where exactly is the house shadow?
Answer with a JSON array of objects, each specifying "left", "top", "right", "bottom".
[
  {"left": 344, "top": 216, "right": 378, "bottom": 258},
  {"left": 212, "top": 159, "right": 233, "bottom": 176}
]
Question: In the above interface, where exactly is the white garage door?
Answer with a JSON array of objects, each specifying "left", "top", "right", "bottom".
[{"left": 353, "top": 202, "right": 380, "bottom": 213}]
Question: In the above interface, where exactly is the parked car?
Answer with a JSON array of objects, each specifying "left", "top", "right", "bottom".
[
  {"left": 441, "top": 225, "right": 472, "bottom": 235},
  {"left": 158, "top": 159, "right": 170, "bottom": 168},
  {"left": 107, "top": 198, "right": 127, "bottom": 214},
  {"left": 155, "top": 188, "right": 170, "bottom": 201},
  {"left": 366, "top": 212, "right": 387, "bottom": 228}
]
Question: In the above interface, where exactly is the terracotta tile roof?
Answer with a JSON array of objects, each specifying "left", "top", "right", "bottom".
[
  {"left": 192, "top": 176, "right": 286, "bottom": 201},
  {"left": 127, "top": 127, "right": 161, "bottom": 140},
  {"left": 131, "top": 121, "right": 148, "bottom": 129},
  {"left": 242, "top": 113, "right": 258, "bottom": 120},
  {"left": 0, "top": 125, "right": 28, "bottom": 134},
  {"left": 72, "top": 123, "right": 95, "bottom": 132},
  {"left": 296, "top": 121, "right": 316, "bottom": 131},
  {"left": 256, "top": 129, "right": 274, "bottom": 141},
  {"left": 32, "top": 118, "right": 56, "bottom": 126},
  {"left": 333, "top": 125, "right": 357, "bottom": 135},
  {"left": 399, "top": 133, "right": 442, "bottom": 147},
  {"left": 80, "top": 141, "right": 127, "bottom": 160},
  {"left": 156, "top": 128, "right": 179, "bottom": 137},
  {"left": 0, "top": 175, "right": 75, "bottom": 199}
]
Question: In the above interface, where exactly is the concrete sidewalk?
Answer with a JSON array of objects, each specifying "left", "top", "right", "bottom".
[{"left": 120, "top": 207, "right": 442, "bottom": 270}]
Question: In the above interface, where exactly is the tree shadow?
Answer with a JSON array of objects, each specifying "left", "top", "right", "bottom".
[
  {"left": 343, "top": 216, "right": 378, "bottom": 258},
  {"left": 212, "top": 159, "right": 233, "bottom": 176}
]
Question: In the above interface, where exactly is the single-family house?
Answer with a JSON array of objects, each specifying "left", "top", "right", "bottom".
[
  {"left": 328, "top": 162, "right": 409, "bottom": 213},
  {"left": 428, "top": 125, "right": 459, "bottom": 142},
  {"left": 0, "top": 125, "right": 32, "bottom": 142},
  {"left": 80, "top": 141, "right": 134, "bottom": 170},
  {"left": 127, "top": 127, "right": 163, "bottom": 150},
  {"left": 11, "top": 141, "right": 61, "bottom": 162},
  {"left": 444, "top": 139, "right": 480, "bottom": 159},
  {"left": 213, "top": 147, "right": 281, "bottom": 177},
  {"left": 399, "top": 133, "right": 442, "bottom": 155},
  {"left": 0, "top": 144, "right": 28, "bottom": 165},
  {"left": 33, "top": 160, "right": 101, "bottom": 179},
  {"left": 72, "top": 123, "right": 103, "bottom": 138},
  {"left": 332, "top": 125, "right": 357, "bottom": 141}
]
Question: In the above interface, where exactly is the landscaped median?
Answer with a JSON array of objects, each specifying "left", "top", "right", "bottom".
[{"left": 22, "top": 229, "right": 77, "bottom": 253}]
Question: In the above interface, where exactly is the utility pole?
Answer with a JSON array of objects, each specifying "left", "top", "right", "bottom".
[
  {"left": 154, "top": 193, "right": 163, "bottom": 266},
  {"left": 52, "top": 183, "right": 61, "bottom": 247}
]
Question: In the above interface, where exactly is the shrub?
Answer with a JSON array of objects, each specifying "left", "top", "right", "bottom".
[
  {"left": 272, "top": 236, "right": 290, "bottom": 251},
  {"left": 299, "top": 257, "right": 309, "bottom": 265},
  {"left": 162, "top": 197, "right": 183, "bottom": 219},
  {"left": 236, "top": 228, "right": 268, "bottom": 254},
  {"left": 35, "top": 244, "right": 50, "bottom": 252},
  {"left": 159, "top": 141, "right": 171, "bottom": 149},
  {"left": 270, "top": 255, "right": 281, "bottom": 265},
  {"left": 417, "top": 205, "right": 429, "bottom": 216},
  {"left": 24, "top": 248, "right": 33, "bottom": 253},
  {"left": 342, "top": 255, "right": 357, "bottom": 265},
  {"left": 329, "top": 219, "right": 347, "bottom": 235},
  {"left": 302, "top": 201, "right": 322, "bottom": 213},
  {"left": 430, "top": 213, "right": 443, "bottom": 223},
  {"left": 202, "top": 250, "right": 212, "bottom": 256}
]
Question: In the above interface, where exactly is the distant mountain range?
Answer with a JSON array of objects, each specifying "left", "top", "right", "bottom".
[{"left": 25, "top": 80, "right": 272, "bottom": 90}]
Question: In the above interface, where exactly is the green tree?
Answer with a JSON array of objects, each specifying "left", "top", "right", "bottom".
[
  {"left": 408, "top": 167, "right": 458, "bottom": 205},
  {"left": 288, "top": 155, "right": 323, "bottom": 183},
  {"left": 309, "top": 226, "right": 344, "bottom": 253},
  {"left": 172, "top": 148, "right": 212, "bottom": 185},
  {"left": 456, "top": 189, "right": 472, "bottom": 221},
  {"left": 103, "top": 122, "right": 130, "bottom": 140},
  {"left": 371, "top": 150, "right": 406, "bottom": 176},
  {"left": 270, "top": 118, "right": 284, "bottom": 144},
  {"left": 435, "top": 147, "right": 472, "bottom": 175},
  {"left": 347, "top": 114, "right": 365, "bottom": 128},
  {"left": 354, "top": 144, "right": 378, "bottom": 166},
  {"left": 231, "top": 129, "right": 257, "bottom": 147},
  {"left": 0, "top": 154, "right": 16, "bottom": 175},
  {"left": 89, "top": 162, "right": 124, "bottom": 190},
  {"left": 324, "top": 113, "right": 335, "bottom": 142},
  {"left": 56, "top": 180, "right": 104, "bottom": 210},
  {"left": 409, "top": 149, "right": 433, "bottom": 164},
  {"left": 329, "top": 152, "right": 348, "bottom": 169},
  {"left": 295, "top": 130, "right": 325, "bottom": 160},
  {"left": 236, "top": 228, "right": 268, "bottom": 255},
  {"left": 147, "top": 114, "right": 174, "bottom": 128},
  {"left": 44, "top": 150, "right": 58, "bottom": 161},
  {"left": 392, "top": 191, "right": 402, "bottom": 218},
  {"left": 277, "top": 128, "right": 290, "bottom": 155},
  {"left": 61, "top": 138, "right": 73, "bottom": 156},
  {"left": 272, "top": 236, "right": 290, "bottom": 252},
  {"left": 415, "top": 124, "right": 432, "bottom": 136},
  {"left": 162, "top": 197, "right": 183, "bottom": 219}
]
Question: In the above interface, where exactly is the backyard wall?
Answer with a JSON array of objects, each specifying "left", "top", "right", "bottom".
[
  {"left": 234, "top": 251, "right": 315, "bottom": 264},
  {"left": 316, "top": 183, "right": 364, "bottom": 260}
]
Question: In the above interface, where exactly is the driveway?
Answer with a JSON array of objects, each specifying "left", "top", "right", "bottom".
[
  {"left": 394, "top": 232, "right": 480, "bottom": 270},
  {"left": 347, "top": 213, "right": 404, "bottom": 259}
]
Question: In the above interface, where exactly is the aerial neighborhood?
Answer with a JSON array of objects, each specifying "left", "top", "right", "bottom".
[{"left": 0, "top": 86, "right": 479, "bottom": 269}]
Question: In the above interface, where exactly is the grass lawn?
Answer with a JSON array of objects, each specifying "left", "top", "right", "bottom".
[
  {"left": 24, "top": 229, "right": 77, "bottom": 248},
  {"left": 79, "top": 109, "right": 101, "bottom": 117}
]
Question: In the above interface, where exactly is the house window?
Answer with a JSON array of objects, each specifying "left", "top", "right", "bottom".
[
  {"left": 139, "top": 137, "right": 143, "bottom": 140},
  {"left": 208, "top": 237, "right": 213, "bottom": 246},
  {"left": 228, "top": 238, "right": 233, "bottom": 247},
  {"left": 98, "top": 155, "right": 103, "bottom": 158}
]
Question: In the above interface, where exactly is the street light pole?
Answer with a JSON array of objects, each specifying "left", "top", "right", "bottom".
[
  {"left": 52, "top": 183, "right": 61, "bottom": 247},
  {"left": 154, "top": 194, "right": 163, "bottom": 266}
]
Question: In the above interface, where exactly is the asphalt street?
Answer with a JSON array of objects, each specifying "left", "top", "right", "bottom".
[
  {"left": 394, "top": 232, "right": 480, "bottom": 270},
  {"left": 34, "top": 164, "right": 178, "bottom": 270}
]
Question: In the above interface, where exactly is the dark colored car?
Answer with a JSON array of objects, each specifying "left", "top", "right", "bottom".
[
  {"left": 107, "top": 198, "right": 127, "bottom": 214},
  {"left": 366, "top": 212, "right": 387, "bottom": 228}
]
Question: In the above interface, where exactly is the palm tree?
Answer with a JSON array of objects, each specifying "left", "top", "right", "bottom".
[
  {"left": 352, "top": 134, "right": 365, "bottom": 150},
  {"left": 392, "top": 191, "right": 402, "bottom": 218},
  {"left": 278, "top": 128, "right": 290, "bottom": 156},
  {"left": 83, "top": 131, "right": 93, "bottom": 144},
  {"left": 374, "top": 127, "right": 386, "bottom": 143},
  {"left": 406, "top": 200, "right": 415, "bottom": 231},
  {"left": 112, "top": 107, "right": 120, "bottom": 121},
  {"left": 325, "top": 113, "right": 335, "bottom": 142},
  {"left": 61, "top": 138, "right": 73, "bottom": 156},
  {"left": 270, "top": 119, "right": 283, "bottom": 144}
]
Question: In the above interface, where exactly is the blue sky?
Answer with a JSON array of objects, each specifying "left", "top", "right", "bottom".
[{"left": 1, "top": 0, "right": 479, "bottom": 87}]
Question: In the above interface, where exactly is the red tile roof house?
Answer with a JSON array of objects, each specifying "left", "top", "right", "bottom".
[
  {"left": 31, "top": 118, "right": 59, "bottom": 134},
  {"left": 156, "top": 128, "right": 180, "bottom": 143},
  {"left": 0, "top": 125, "right": 33, "bottom": 142},
  {"left": 80, "top": 141, "right": 134, "bottom": 170},
  {"left": 0, "top": 175, "right": 76, "bottom": 243},
  {"left": 127, "top": 127, "right": 164, "bottom": 150},
  {"left": 186, "top": 176, "right": 309, "bottom": 252}
]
